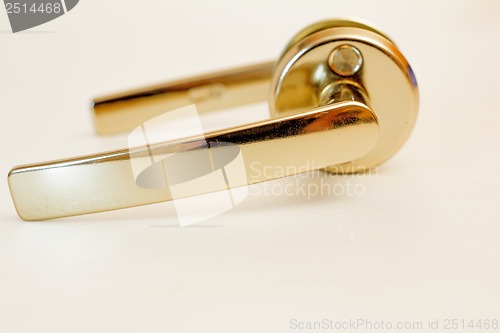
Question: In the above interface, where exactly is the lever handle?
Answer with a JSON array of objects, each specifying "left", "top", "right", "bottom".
[
  {"left": 8, "top": 101, "right": 378, "bottom": 221},
  {"left": 8, "top": 18, "right": 418, "bottom": 221},
  {"left": 93, "top": 62, "right": 274, "bottom": 135}
]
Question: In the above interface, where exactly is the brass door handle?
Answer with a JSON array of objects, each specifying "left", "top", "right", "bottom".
[{"left": 8, "top": 19, "right": 418, "bottom": 221}]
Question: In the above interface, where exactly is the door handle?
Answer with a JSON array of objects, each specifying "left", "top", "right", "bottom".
[{"left": 8, "top": 19, "right": 418, "bottom": 221}]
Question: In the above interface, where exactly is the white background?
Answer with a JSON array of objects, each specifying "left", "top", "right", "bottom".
[{"left": 1, "top": 1, "right": 499, "bottom": 332}]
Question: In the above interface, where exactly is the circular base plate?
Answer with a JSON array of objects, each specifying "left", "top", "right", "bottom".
[{"left": 270, "top": 19, "right": 419, "bottom": 173}]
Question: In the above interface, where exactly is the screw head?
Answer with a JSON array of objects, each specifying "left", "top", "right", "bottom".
[{"left": 328, "top": 45, "right": 363, "bottom": 77}]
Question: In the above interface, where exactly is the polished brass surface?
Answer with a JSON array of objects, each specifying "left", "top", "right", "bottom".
[
  {"left": 8, "top": 19, "right": 418, "bottom": 221},
  {"left": 328, "top": 45, "right": 363, "bottom": 77},
  {"left": 279, "top": 19, "right": 395, "bottom": 60},
  {"left": 9, "top": 102, "right": 378, "bottom": 221},
  {"left": 93, "top": 62, "right": 274, "bottom": 135},
  {"left": 270, "top": 24, "right": 418, "bottom": 173}
]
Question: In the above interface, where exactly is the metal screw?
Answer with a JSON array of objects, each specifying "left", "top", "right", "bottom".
[{"left": 328, "top": 45, "right": 363, "bottom": 77}]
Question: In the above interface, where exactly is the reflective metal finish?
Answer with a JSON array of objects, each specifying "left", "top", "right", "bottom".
[
  {"left": 93, "top": 62, "right": 274, "bottom": 135},
  {"left": 270, "top": 23, "right": 418, "bottom": 173},
  {"left": 8, "top": 19, "right": 418, "bottom": 221},
  {"left": 328, "top": 45, "right": 363, "bottom": 77},
  {"left": 9, "top": 102, "right": 378, "bottom": 221}
]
